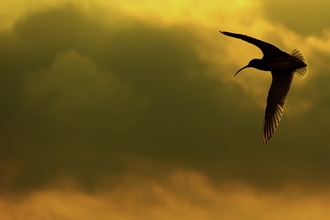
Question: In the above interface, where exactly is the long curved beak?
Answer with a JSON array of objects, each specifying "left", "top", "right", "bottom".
[{"left": 234, "top": 64, "right": 250, "bottom": 76}]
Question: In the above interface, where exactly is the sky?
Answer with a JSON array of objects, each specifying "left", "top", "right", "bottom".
[{"left": 1, "top": 0, "right": 330, "bottom": 219}]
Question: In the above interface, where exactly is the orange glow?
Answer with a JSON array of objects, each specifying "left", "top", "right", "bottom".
[
  {"left": 1, "top": 171, "right": 330, "bottom": 220},
  {"left": 0, "top": 0, "right": 328, "bottom": 219}
]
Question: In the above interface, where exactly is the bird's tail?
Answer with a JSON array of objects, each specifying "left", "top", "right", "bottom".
[{"left": 291, "top": 49, "right": 308, "bottom": 79}]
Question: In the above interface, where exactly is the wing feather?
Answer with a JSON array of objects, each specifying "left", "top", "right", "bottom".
[
  {"left": 262, "top": 71, "right": 294, "bottom": 145},
  {"left": 220, "top": 31, "right": 286, "bottom": 57}
]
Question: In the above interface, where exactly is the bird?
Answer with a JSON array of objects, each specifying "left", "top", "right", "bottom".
[{"left": 220, "top": 31, "right": 307, "bottom": 145}]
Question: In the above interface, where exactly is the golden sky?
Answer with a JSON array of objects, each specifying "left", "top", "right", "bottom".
[{"left": 1, "top": 0, "right": 330, "bottom": 219}]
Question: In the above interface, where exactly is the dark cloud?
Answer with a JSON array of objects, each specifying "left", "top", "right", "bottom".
[
  {"left": 1, "top": 3, "right": 330, "bottom": 194},
  {"left": 263, "top": 0, "right": 330, "bottom": 35}
]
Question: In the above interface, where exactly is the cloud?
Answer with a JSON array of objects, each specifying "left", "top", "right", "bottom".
[
  {"left": 0, "top": 4, "right": 243, "bottom": 191},
  {"left": 1, "top": 0, "right": 330, "bottom": 204},
  {"left": 1, "top": 171, "right": 330, "bottom": 220},
  {"left": 262, "top": 0, "right": 330, "bottom": 35},
  {"left": 2, "top": 1, "right": 330, "bottom": 219},
  {"left": 23, "top": 50, "right": 148, "bottom": 135}
]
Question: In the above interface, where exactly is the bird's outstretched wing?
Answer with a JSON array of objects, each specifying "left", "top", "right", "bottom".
[
  {"left": 262, "top": 71, "right": 294, "bottom": 145},
  {"left": 220, "top": 31, "right": 286, "bottom": 57}
]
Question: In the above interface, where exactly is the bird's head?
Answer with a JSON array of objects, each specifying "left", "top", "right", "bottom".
[{"left": 234, "top": 59, "right": 261, "bottom": 76}]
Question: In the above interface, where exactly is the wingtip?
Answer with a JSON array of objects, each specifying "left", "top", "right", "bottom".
[
  {"left": 262, "top": 119, "right": 274, "bottom": 146},
  {"left": 262, "top": 134, "right": 268, "bottom": 145}
]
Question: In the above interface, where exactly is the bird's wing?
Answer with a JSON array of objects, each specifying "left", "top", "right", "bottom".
[
  {"left": 220, "top": 31, "right": 285, "bottom": 57},
  {"left": 262, "top": 71, "right": 294, "bottom": 145}
]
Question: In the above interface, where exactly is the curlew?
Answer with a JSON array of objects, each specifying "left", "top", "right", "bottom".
[{"left": 220, "top": 31, "right": 307, "bottom": 145}]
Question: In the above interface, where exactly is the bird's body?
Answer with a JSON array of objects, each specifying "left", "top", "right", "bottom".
[{"left": 220, "top": 31, "right": 307, "bottom": 145}]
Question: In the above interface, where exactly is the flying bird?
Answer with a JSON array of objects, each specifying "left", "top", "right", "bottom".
[{"left": 220, "top": 31, "right": 307, "bottom": 145}]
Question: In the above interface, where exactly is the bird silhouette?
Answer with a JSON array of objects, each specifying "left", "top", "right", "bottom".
[{"left": 220, "top": 31, "right": 307, "bottom": 145}]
